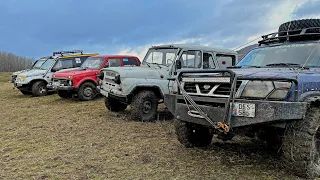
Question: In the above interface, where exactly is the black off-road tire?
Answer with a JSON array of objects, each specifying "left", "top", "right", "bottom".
[
  {"left": 282, "top": 107, "right": 320, "bottom": 179},
  {"left": 278, "top": 19, "right": 320, "bottom": 41},
  {"left": 57, "top": 90, "right": 73, "bottom": 99},
  {"left": 256, "top": 126, "right": 284, "bottom": 152},
  {"left": 104, "top": 97, "right": 127, "bottom": 112},
  {"left": 174, "top": 119, "right": 214, "bottom": 148},
  {"left": 20, "top": 90, "right": 31, "bottom": 95},
  {"left": 77, "top": 82, "right": 97, "bottom": 101},
  {"left": 130, "top": 91, "right": 159, "bottom": 122},
  {"left": 31, "top": 81, "right": 48, "bottom": 97}
]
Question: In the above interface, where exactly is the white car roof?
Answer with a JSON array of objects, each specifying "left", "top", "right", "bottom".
[{"left": 151, "top": 44, "right": 237, "bottom": 55}]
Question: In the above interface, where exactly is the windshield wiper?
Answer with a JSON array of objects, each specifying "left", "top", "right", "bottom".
[
  {"left": 149, "top": 63, "right": 162, "bottom": 69},
  {"left": 145, "top": 62, "right": 151, "bottom": 67},
  {"left": 266, "top": 63, "right": 301, "bottom": 67},
  {"left": 227, "top": 65, "right": 261, "bottom": 68}
]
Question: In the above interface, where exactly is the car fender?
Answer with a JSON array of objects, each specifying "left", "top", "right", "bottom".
[
  {"left": 300, "top": 91, "right": 320, "bottom": 103},
  {"left": 121, "top": 78, "right": 168, "bottom": 97},
  {"left": 74, "top": 76, "right": 98, "bottom": 88}
]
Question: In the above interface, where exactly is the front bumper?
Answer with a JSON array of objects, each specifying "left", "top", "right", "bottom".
[
  {"left": 97, "top": 85, "right": 129, "bottom": 104},
  {"left": 164, "top": 94, "right": 308, "bottom": 128},
  {"left": 47, "top": 83, "right": 74, "bottom": 91}
]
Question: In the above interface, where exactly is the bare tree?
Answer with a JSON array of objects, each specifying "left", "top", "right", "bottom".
[{"left": 0, "top": 51, "right": 35, "bottom": 72}]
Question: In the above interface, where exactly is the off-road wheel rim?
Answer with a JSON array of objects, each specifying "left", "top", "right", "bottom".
[
  {"left": 142, "top": 100, "right": 152, "bottom": 114},
  {"left": 83, "top": 87, "right": 93, "bottom": 98},
  {"left": 39, "top": 86, "right": 46, "bottom": 94}
]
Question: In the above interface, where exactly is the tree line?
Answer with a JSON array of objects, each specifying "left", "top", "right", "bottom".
[{"left": 0, "top": 51, "right": 35, "bottom": 72}]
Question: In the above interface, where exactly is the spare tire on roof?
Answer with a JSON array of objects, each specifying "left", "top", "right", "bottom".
[{"left": 278, "top": 19, "right": 320, "bottom": 42}]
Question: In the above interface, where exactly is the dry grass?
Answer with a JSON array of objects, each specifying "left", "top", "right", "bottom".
[{"left": 0, "top": 72, "right": 301, "bottom": 180}]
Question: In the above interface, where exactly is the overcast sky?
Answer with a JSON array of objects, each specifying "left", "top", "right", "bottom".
[{"left": 0, "top": 0, "right": 319, "bottom": 60}]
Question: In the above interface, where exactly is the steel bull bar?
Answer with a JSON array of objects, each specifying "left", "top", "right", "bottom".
[{"left": 166, "top": 69, "right": 307, "bottom": 132}]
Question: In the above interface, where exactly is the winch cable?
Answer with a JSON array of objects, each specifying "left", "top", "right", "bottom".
[{"left": 175, "top": 78, "right": 221, "bottom": 130}]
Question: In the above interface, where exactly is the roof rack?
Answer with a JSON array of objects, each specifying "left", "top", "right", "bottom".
[
  {"left": 39, "top": 56, "right": 53, "bottom": 59},
  {"left": 53, "top": 50, "right": 83, "bottom": 56},
  {"left": 258, "top": 27, "right": 320, "bottom": 45}
]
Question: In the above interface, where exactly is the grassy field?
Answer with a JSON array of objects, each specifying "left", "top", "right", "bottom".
[{"left": 0, "top": 72, "right": 301, "bottom": 180}]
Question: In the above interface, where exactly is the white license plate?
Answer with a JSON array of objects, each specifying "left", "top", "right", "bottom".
[
  {"left": 232, "top": 103, "right": 256, "bottom": 117},
  {"left": 53, "top": 81, "right": 60, "bottom": 86}
]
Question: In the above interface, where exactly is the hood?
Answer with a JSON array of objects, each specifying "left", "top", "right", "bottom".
[
  {"left": 54, "top": 68, "right": 99, "bottom": 78},
  {"left": 13, "top": 69, "right": 32, "bottom": 75},
  {"left": 185, "top": 67, "right": 320, "bottom": 82},
  {"left": 105, "top": 65, "right": 169, "bottom": 79},
  {"left": 18, "top": 69, "right": 47, "bottom": 77},
  {"left": 229, "top": 67, "right": 320, "bottom": 80}
]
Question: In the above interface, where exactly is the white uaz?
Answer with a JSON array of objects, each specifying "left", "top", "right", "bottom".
[{"left": 98, "top": 44, "right": 238, "bottom": 121}]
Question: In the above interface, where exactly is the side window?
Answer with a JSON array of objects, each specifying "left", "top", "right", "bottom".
[
  {"left": 53, "top": 59, "right": 73, "bottom": 71},
  {"left": 122, "top": 58, "right": 138, "bottom": 66},
  {"left": 180, "top": 51, "right": 201, "bottom": 68},
  {"left": 107, "top": 59, "right": 121, "bottom": 67},
  {"left": 165, "top": 53, "right": 176, "bottom": 66},
  {"left": 61, "top": 59, "right": 73, "bottom": 69},
  {"left": 216, "top": 54, "right": 235, "bottom": 68},
  {"left": 203, "top": 53, "right": 215, "bottom": 69},
  {"left": 73, "top": 56, "right": 90, "bottom": 67}
]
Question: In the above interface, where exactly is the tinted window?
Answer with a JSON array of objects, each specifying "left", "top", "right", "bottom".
[
  {"left": 122, "top": 58, "right": 138, "bottom": 66},
  {"left": 73, "top": 56, "right": 90, "bottom": 66},
  {"left": 54, "top": 59, "right": 73, "bottom": 70},
  {"left": 107, "top": 59, "right": 121, "bottom": 67}
]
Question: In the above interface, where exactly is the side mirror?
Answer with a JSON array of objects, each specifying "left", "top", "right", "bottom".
[{"left": 176, "top": 60, "right": 182, "bottom": 69}]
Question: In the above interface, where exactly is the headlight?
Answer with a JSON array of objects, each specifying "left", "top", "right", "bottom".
[
  {"left": 171, "top": 80, "right": 179, "bottom": 94},
  {"left": 17, "top": 76, "right": 25, "bottom": 82},
  {"left": 241, "top": 81, "right": 291, "bottom": 99}
]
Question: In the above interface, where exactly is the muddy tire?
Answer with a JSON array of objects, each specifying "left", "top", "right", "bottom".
[
  {"left": 57, "top": 90, "right": 72, "bottom": 99},
  {"left": 77, "top": 82, "right": 97, "bottom": 101},
  {"left": 104, "top": 97, "right": 127, "bottom": 112},
  {"left": 130, "top": 91, "right": 158, "bottom": 122},
  {"left": 278, "top": 19, "right": 320, "bottom": 41},
  {"left": 31, "top": 81, "right": 48, "bottom": 97},
  {"left": 282, "top": 107, "right": 320, "bottom": 179},
  {"left": 174, "top": 119, "right": 213, "bottom": 148}
]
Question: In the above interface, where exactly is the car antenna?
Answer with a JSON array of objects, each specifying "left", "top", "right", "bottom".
[{"left": 296, "top": 37, "right": 320, "bottom": 78}]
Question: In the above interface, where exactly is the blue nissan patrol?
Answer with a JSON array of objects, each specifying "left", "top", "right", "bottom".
[{"left": 164, "top": 19, "right": 320, "bottom": 178}]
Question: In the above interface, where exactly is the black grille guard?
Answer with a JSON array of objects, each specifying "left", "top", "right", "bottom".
[{"left": 168, "top": 69, "right": 299, "bottom": 131}]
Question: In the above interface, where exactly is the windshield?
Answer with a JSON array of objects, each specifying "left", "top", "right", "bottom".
[
  {"left": 40, "top": 58, "right": 55, "bottom": 70},
  {"left": 32, "top": 60, "right": 46, "bottom": 69},
  {"left": 143, "top": 48, "right": 178, "bottom": 66},
  {"left": 81, "top": 57, "right": 104, "bottom": 69},
  {"left": 237, "top": 43, "right": 320, "bottom": 67}
]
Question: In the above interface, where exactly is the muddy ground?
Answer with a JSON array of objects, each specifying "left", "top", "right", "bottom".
[{"left": 0, "top": 72, "right": 301, "bottom": 179}]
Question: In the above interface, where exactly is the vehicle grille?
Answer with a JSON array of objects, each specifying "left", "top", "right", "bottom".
[
  {"left": 12, "top": 75, "right": 17, "bottom": 82},
  {"left": 182, "top": 81, "right": 242, "bottom": 97},
  {"left": 53, "top": 78, "right": 70, "bottom": 86}
]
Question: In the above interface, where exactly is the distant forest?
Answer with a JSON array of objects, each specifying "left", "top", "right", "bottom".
[{"left": 0, "top": 51, "right": 35, "bottom": 72}]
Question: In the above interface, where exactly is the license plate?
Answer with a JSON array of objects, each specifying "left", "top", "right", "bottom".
[
  {"left": 232, "top": 103, "right": 255, "bottom": 117},
  {"left": 53, "top": 81, "right": 60, "bottom": 86}
]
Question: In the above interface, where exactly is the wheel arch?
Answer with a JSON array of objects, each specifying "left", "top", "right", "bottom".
[
  {"left": 76, "top": 79, "right": 97, "bottom": 89},
  {"left": 128, "top": 85, "right": 164, "bottom": 104},
  {"left": 300, "top": 91, "right": 320, "bottom": 107}
]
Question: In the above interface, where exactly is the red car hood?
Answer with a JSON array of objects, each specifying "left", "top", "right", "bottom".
[{"left": 54, "top": 69, "right": 100, "bottom": 78}]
